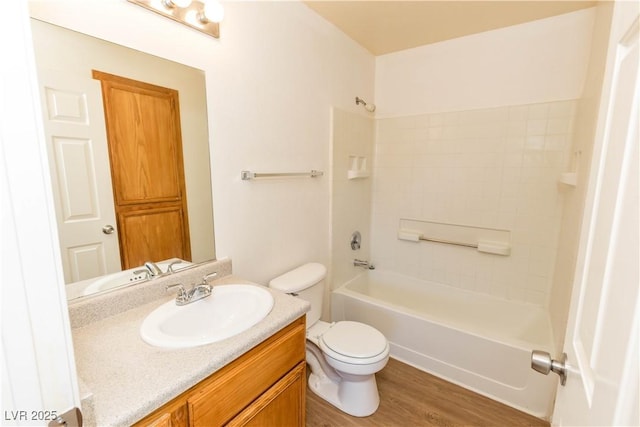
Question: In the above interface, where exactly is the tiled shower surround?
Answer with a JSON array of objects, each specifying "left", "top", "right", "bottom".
[{"left": 371, "top": 100, "right": 578, "bottom": 307}]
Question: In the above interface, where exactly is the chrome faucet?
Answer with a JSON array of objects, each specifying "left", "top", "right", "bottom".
[
  {"left": 166, "top": 272, "right": 218, "bottom": 306},
  {"left": 353, "top": 259, "right": 375, "bottom": 269},
  {"left": 167, "top": 260, "right": 183, "bottom": 273},
  {"left": 166, "top": 283, "right": 190, "bottom": 305},
  {"left": 144, "top": 261, "right": 163, "bottom": 278}
]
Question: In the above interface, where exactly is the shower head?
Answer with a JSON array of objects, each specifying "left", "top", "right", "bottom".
[{"left": 355, "top": 96, "right": 376, "bottom": 113}]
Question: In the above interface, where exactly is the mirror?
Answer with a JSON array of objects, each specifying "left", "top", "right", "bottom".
[{"left": 30, "top": 19, "right": 216, "bottom": 300}]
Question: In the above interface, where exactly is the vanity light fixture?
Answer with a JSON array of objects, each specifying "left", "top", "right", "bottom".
[
  {"left": 164, "top": 0, "right": 193, "bottom": 8},
  {"left": 127, "top": 0, "right": 223, "bottom": 39}
]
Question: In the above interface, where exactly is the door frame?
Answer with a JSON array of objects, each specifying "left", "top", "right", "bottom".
[{"left": 1, "top": 1, "right": 79, "bottom": 416}]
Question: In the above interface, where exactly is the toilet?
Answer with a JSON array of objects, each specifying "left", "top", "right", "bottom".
[{"left": 269, "top": 263, "right": 389, "bottom": 417}]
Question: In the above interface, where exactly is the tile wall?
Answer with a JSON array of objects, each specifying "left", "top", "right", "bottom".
[{"left": 371, "top": 100, "right": 578, "bottom": 307}]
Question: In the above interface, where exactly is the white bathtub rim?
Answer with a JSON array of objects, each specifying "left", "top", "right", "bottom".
[
  {"left": 333, "top": 281, "right": 556, "bottom": 354},
  {"left": 346, "top": 269, "right": 549, "bottom": 313}
]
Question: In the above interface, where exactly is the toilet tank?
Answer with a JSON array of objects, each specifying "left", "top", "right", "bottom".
[{"left": 269, "top": 263, "right": 327, "bottom": 326}]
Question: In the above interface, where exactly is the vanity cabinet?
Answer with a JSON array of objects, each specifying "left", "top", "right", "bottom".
[{"left": 134, "top": 316, "right": 306, "bottom": 427}]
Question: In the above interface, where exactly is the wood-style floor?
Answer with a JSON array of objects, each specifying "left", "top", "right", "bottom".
[{"left": 306, "top": 358, "right": 549, "bottom": 427}]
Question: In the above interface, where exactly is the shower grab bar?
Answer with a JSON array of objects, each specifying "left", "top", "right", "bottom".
[
  {"left": 418, "top": 236, "right": 478, "bottom": 249},
  {"left": 398, "top": 228, "right": 510, "bottom": 255},
  {"left": 241, "top": 170, "right": 324, "bottom": 180}
]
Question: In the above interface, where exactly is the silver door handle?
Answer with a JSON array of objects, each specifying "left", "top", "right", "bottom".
[
  {"left": 102, "top": 225, "right": 115, "bottom": 235},
  {"left": 48, "top": 407, "right": 82, "bottom": 426},
  {"left": 531, "top": 350, "right": 567, "bottom": 385}
]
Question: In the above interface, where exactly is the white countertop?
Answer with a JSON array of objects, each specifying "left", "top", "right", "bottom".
[{"left": 70, "top": 265, "right": 309, "bottom": 426}]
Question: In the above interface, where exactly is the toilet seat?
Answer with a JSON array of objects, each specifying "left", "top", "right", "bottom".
[{"left": 319, "top": 321, "right": 389, "bottom": 365}]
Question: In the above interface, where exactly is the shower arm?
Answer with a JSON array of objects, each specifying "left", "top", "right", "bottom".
[{"left": 355, "top": 96, "right": 376, "bottom": 113}]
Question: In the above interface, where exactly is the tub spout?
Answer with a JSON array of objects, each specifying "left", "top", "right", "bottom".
[{"left": 354, "top": 259, "right": 375, "bottom": 270}]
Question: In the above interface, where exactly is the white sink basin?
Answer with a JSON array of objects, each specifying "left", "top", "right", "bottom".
[
  {"left": 80, "top": 258, "right": 193, "bottom": 297},
  {"left": 82, "top": 269, "right": 148, "bottom": 296},
  {"left": 140, "top": 284, "right": 274, "bottom": 348}
]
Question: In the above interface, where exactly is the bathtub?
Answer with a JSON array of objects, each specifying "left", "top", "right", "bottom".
[{"left": 331, "top": 270, "right": 557, "bottom": 419}]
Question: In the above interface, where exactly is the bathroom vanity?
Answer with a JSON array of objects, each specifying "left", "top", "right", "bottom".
[
  {"left": 135, "top": 317, "right": 305, "bottom": 427},
  {"left": 67, "top": 259, "right": 309, "bottom": 426}
]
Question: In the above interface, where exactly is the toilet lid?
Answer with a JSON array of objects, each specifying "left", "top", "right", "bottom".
[{"left": 320, "top": 321, "right": 387, "bottom": 359}]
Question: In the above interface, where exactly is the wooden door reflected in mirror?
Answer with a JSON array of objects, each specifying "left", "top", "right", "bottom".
[{"left": 94, "top": 71, "right": 192, "bottom": 269}]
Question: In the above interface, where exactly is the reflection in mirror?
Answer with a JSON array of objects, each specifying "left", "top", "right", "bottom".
[
  {"left": 65, "top": 258, "right": 194, "bottom": 300},
  {"left": 30, "top": 19, "right": 216, "bottom": 300}
]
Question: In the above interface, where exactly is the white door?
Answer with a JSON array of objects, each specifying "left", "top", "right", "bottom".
[
  {"left": 552, "top": 3, "right": 639, "bottom": 426},
  {"left": 2, "top": 2, "right": 80, "bottom": 422},
  {"left": 34, "top": 65, "right": 121, "bottom": 283}
]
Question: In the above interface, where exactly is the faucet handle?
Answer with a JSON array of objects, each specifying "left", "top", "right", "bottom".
[
  {"left": 166, "top": 283, "right": 189, "bottom": 305},
  {"left": 167, "top": 260, "right": 182, "bottom": 274},
  {"left": 201, "top": 272, "right": 218, "bottom": 285},
  {"left": 166, "top": 283, "right": 186, "bottom": 296}
]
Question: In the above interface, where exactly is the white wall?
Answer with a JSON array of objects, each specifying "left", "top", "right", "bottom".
[
  {"left": 209, "top": 2, "right": 374, "bottom": 284},
  {"left": 371, "top": 9, "right": 596, "bottom": 308},
  {"left": 375, "top": 9, "right": 595, "bottom": 117},
  {"left": 330, "top": 108, "right": 375, "bottom": 292},
  {"left": 548, "top": 2, "right": 614, "bottom": 352},
  {"left": 29, "top": 0, "right": 375, "bottom": 285}
]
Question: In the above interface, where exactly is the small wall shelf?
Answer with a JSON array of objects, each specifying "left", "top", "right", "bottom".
[
  {"left": 559, "top": 172, "right": 577, "bottom": 187},
  {"left": 347, "top": 170, "right": 370, "bottom": 180},
  {"left": 348, "top": 155, "right": 369, "bottom": 180}
]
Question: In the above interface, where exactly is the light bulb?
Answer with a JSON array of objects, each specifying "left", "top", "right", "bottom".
[{"left": 201, "top": 0, "right": 224, "bottom": 23}]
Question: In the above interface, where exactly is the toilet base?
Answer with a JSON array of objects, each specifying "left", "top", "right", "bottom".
[{"left": 307, "top": 370, "right": 380, "bottom": 417}]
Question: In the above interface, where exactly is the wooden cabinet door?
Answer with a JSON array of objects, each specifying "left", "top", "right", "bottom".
[
  {"left": 93, "top": 70, "right": 191, "bottom": 269},
  {"left": 188, "top": 318, "right": 306, "bottom": 426},
  {"left": 227, "top": 362, "right": 306, "bottom": 427},
  {"left": 132, "top": 317, "right": 306, "bottom": 427},
  {"left": 135, "top": 400, "right": 189, "bottom": 427}
]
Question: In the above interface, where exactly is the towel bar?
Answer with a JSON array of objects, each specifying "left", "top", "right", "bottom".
[{"left": 241, "top": 170, "right": 324, "bottom": 180}]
